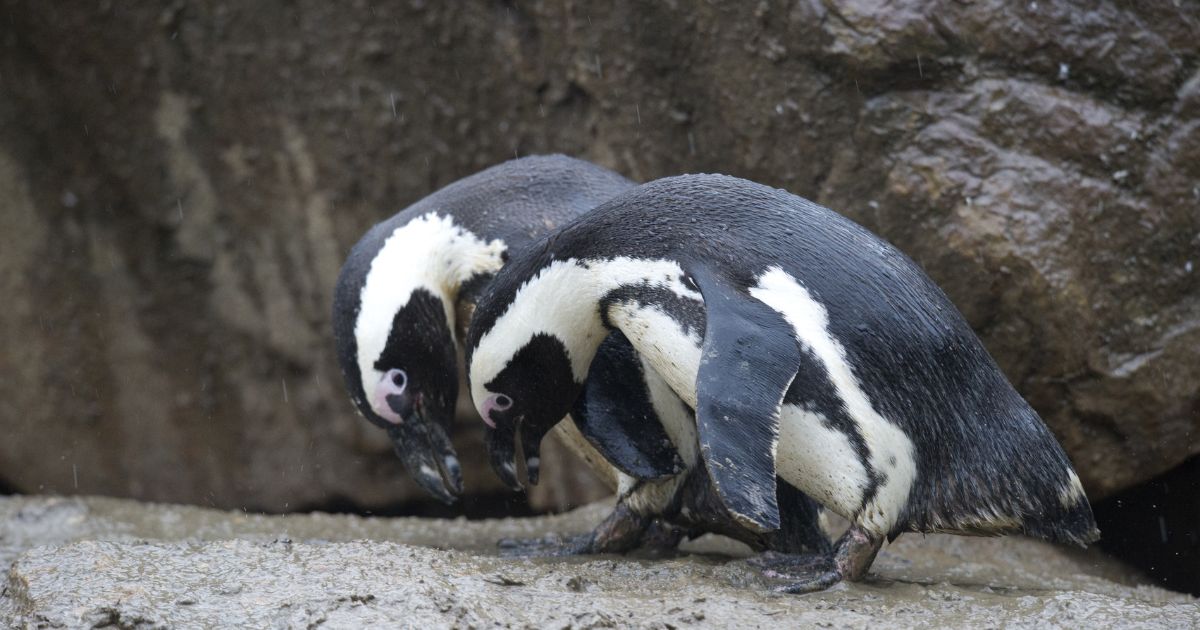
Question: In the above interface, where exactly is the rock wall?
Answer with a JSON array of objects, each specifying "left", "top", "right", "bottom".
[{"left": 0, "top": 1, "right": 1196, "bottom": 512}]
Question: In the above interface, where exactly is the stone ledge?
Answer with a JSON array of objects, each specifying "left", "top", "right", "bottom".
[{"left": 2, "top": 496, "right": 1194, "bottom": 628}]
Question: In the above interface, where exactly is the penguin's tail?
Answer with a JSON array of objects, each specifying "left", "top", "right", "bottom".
[
  {"left": 899, "top": 484, "right": 1100, "bottom": 547},
  {"left": 905, "top": 460, "right": 1102, "bottom": 547},
  {"left": 896, "top": 397, "right": 1102, "bottom": 547},
  {"left": 1018, "top": 470, "right": 1101, "bottom": 547}
]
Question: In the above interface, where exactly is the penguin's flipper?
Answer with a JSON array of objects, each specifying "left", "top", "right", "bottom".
[
  {"left": 691, "top": 266, "right": 801, "bottom": 533},
  {"left": 571, "top": 331, "right": 685, "bottom": 481}
]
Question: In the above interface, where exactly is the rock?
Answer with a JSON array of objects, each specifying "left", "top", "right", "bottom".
[
  {"left": 1, "top": 496, "right": 1195, "bottom": 628},
  {"left": 0, "top": 2, "right": 1196, "bottom": 513}
]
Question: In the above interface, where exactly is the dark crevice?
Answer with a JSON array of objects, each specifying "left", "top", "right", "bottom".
[
  {"left": 805, "top": 55, "right": 965, "bottom": 99},
  {"left": 1094, "top": 455, "right": 1200, "bottom": 596}
]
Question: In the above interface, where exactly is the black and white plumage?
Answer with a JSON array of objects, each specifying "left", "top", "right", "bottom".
[
  {"left": 466, "top": 174, "right": 1099, "bottom": 590},
  {"left": 332, "top": 155, "right": 637, "bottom": 502},
  {"left": 332, "top": 156, "right": 828, "bottom": 558}
]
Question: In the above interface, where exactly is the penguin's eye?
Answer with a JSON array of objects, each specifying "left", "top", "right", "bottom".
[
  {"left": 493, "top": 394, "right": 512, "bottom": 411},
  {"left": 385, "top": 368, "right": 407, "bottom": 393}
]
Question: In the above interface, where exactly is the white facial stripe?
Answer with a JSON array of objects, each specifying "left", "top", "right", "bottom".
[
  {"left": 355, "top": 212, "right": 506, "bottom": 395},
  {"left": 469, "top": 259, "right": 606, "bottom": 410},
  {"left": 469, "top": 257, "right": 700, "bottom": 412},
  {"left": 750, "top": 266, "right": 916, "bottom": 534}
]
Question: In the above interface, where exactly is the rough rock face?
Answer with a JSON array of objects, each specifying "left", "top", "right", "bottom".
[
  {"left": 0, "top": 1, "right": 1196, "bottom": 514},
  {"left": 2, "top": 496, "right": 1196, "bottom": 628}
]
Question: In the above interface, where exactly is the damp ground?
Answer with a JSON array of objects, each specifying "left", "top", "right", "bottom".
[{"left": 1, "top": 495, "right": 1194, "bottom": 628}]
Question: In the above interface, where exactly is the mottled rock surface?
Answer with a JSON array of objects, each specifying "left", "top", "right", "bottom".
[
  {"left": 2, "top": 496, "right": 1195, "bottom": 629},
  {"left": 0, "top": 2, "right": 1196, "bottom": 514}
]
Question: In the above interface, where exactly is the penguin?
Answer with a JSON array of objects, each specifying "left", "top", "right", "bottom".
[
  {"left": 466, "top": 173, "right": 1100, "bottom": 592},
  {"left": 331, "top": 156, "right": 828, "bottom": 556},
  {"left": 332, "top": 154, "right": 639, "bottom": 502}
]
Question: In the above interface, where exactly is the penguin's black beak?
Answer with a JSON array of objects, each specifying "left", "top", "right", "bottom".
[
  {"left": 386, "top": 411, "right": 464, "bottom": 505},
  {"left": 484, "top": 417, "right": 545, "bottom": 492},
  {"left": 485, "top": 422, "right": 523, "bottom": 492},
  {"left": 521, "top": 421, "right": 542, "bottom": 486}
]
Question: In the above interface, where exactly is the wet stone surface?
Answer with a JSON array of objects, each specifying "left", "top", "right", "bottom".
[{"left": 2, "top": 496, "right": 1196, "bottom": 628}]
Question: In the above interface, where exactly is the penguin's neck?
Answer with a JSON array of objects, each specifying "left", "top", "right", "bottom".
[
  {"left": 354, "top": 213, "right": 505, "bottom": 385},
  {"left": 469, "top": 256, "right": 702, "bottom": 413},
  {"left": 588, "top": 257, "right": 706, "bottom": 408},
  {"left": 364, "top": 212, "right": 504, "bottom": 326},
  {"left": 417, "top": 213, "right": 507, "bottom": 308},
  {"left": 573, "top": 254, "right": 700, "bottom": 384}
]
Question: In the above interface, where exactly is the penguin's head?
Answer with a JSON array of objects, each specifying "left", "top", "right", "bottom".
[
  {"left": 466, "top": 259, "right": 607, "bottom": 491},
  {"left": 471, "top": 333, "right": 582, "bottom": 490},
  {"left": 333, "top": 281, "right": 463, "bottom": 504},
  {"left": 332, "top": 213, "right": 507, "bottom": 504}
]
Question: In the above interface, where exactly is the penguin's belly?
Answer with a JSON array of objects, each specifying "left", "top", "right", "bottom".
[
  {"left": 551, "top": 417, "right": 692, "bottom": 519},
  {"left": 608, "top": 302, "right": 874, "bottom": 522},
  {"left": 750, "top": 267, "right": 917, "bottom": 534},
  {"left": 775, "top": 405, "right": 871, "bottom": 519},
  {"left": 635, "top": 352, "right": 699, "bottom": 468},
  {"left": 552, "top": 418, "right": 620, "bottom": 491}
]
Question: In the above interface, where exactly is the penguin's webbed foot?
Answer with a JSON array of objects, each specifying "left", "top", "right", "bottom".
[
  {"left": 640, "top": 519, "right": 685, "bottom": 553},
  {"left": 751, "top": 524, "right": 884, "bottom": 595}
]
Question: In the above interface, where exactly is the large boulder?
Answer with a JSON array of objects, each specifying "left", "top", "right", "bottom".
[{"left": 0, "top": 2, "right": 1195, "bottom": 513}]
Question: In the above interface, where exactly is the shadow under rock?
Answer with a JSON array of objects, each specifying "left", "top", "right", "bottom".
[{"left": 1095, "top": 455, "right": 1200, "bottom": 596}]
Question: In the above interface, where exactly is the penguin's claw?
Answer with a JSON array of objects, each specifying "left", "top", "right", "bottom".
[
  {"left": 751, "top": 552, "right": 842, "bottom": 593},
  {"left": 773, "top": 570, "right": 844, "bottom": 594},
  {"left": 750, "top": 550, "right": 832, "bottom": 574},
  {"left": 497, "top": 533, "right": 595, "bottom": 558}
]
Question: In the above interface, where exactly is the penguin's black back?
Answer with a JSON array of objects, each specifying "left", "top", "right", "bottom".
[
  {"left": 491, "top": 173, "right": 1097, "bottom": 545},
  {"left": 337, "top": 154, "right": 634, "bottom": 306}
]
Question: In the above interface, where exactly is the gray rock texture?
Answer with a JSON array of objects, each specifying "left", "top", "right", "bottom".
[
  {"left": 0, "top": 1, "right": 1197, "bottom": 513},
  {"left": 2, "top": 496, "right": 1196, "bottom": 629}
]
